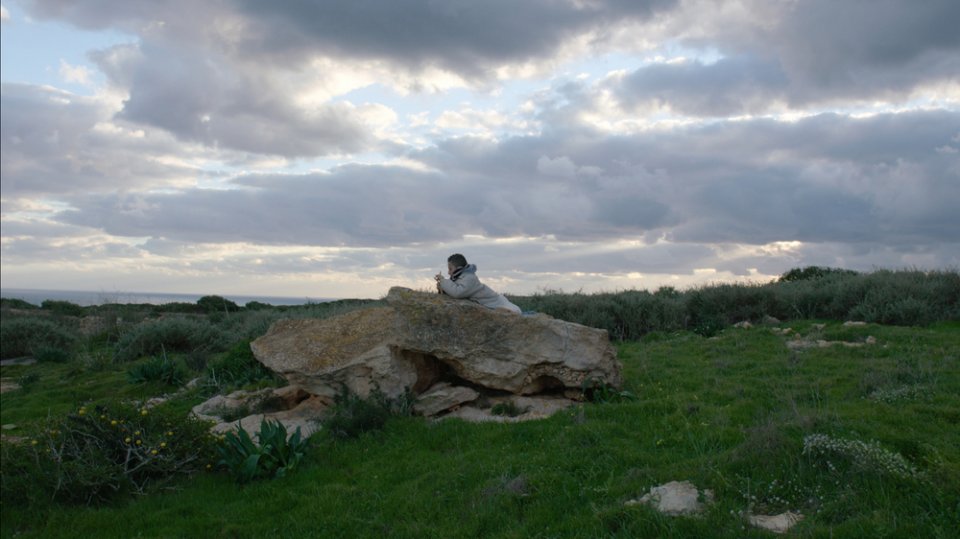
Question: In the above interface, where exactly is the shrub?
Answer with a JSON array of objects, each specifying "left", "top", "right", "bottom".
[
  {"left": 779, "top": 266, "right": 859, "bottom": 282},
  {"left": 197, "top": 295, "right": 241, "bottom": 314},
  {"left": 802, "top": 433, "right": 922, "bottom": 482},
  {"left": 490, "top": 401, "right": 528, "bottom": 417},
  {"left": 128, "top": 355, "right": 188, "bottom": 386},
  {"left": 40, "top": 300, "right": 86, "bottom": 317},
  {"left": 324, "top": 386, "right": 413, "bottom": 440},
  {"left": 114, "top": 317, "right": 229, "bottom": 362},
  {"left": 33, "top": 345, "right": 73, "bottom": 363},
  {"left": 216, "top": 419, "right": 309, "bottom": 484},
  {"left": 0, "top": 317, "right": 78, "bottom": 359},
  {"left": 0, "top": 402, "right": 219, "bottom": 506},
  {"left": 205, "top": 340, "right": 280, "bottom": 393},
  {"left": 0, "top": 297, "right": 39, "bottom": 309}
]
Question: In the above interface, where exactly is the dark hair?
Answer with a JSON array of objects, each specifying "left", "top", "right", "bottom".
[{"left": 447, "top": 253, "right": 468, "bottom": 268}]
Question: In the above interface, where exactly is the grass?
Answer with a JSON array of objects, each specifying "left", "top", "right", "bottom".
[{"left": 3, "top": 320, "right": 958, "bottom": 537}]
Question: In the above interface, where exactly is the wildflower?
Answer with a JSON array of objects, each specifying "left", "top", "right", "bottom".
[
  {"left": 166, "top": 431, "right": 174, "bottom": 436},
  {"left": 125, "top": 437, "right": 132, "bottom": 443},
  {"left": 78, "top": 409, "right": 86, "bottom": 416},
  {"left": 151, "top": 449, "right": 158, "bottom": 456},
  {"left": 136, "top": 439, "right": 142, "bottom": 446},
  {"left": 134, "top": 430, "right": 141, "bottom": 436},
  {"left": 111, "top": 420, "right": 118, "bottom": 426},
  {"left": 160, "top": 442, "right": 167, "bottom": 448},
  {"left": 141, "top": 409, "right": 149, "bottom": 416},
  {"left": 30, "top": 439, "right": 38, "bottom": 446},
  {"left": 101, "top": 414, "right": 107, "bottom": 420}
]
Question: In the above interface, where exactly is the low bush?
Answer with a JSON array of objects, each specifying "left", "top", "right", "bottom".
[
  {"left": 204, "top": 340, "right": 280, "bottom": 393},
  {"left": 40, "top": 300, "right": 86, "bottom": 317},
  {"left": 113, "top": 317, "right": 229, "bottom": 363},
  {"left": 0, "top": 402, "right": 219, "bottom": 506},
  {"left": 216, "top": 419, "right": 309, "bottom": 484},
  {"left": 127, "top": 355, "right": 188, "bottom": 386},
  {"left": 324, "top": 386, "right": 414, "bottom": 440},
  {"left": 0, "top": 317, "right": 78, "bottom": 359}
]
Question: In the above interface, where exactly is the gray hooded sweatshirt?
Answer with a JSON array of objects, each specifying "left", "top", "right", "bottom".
[{"left": 439, "top": 264, "right": 521, "bottom": 314}]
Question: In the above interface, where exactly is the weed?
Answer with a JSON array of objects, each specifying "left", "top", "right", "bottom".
[
  {"left": 324, "top": 386, "right": 411, "bottom": 440},
  {"left": 127, "top": 354, "right": 188, "bottom": 386},
  {"left": 0, "top": 402, "right": 218, "bottom": 506},
  {"left": 216, "top": 418, "right": 309, "bottom": 484}
]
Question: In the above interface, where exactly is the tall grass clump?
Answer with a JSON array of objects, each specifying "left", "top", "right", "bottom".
[
  {"left": 113, "top": 317, "right": 230, "bottom": 363},
  {"left": 204, "top": 340, "right": 280, "bottom": 392}
]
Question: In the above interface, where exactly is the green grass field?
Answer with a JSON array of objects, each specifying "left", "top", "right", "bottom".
[{"left": 2, "top": 319, "right": 957, "bottom": 538}]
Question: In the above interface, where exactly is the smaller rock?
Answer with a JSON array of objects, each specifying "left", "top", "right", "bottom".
[
  {"left": 413, "top": 383, "right": 479, "bottom": 416},
  {"left": 761, "top": 315, "right": 781, "bottom": 325},
  {"left": 843, "top": 321, "right": 867, "bottom": 327},
  {"left": 865, "top": 336, "right": 877, "bottom": 345},
  {"left": 812, "top": 323, "right": 826, "bottom": 331},
  {"left": 625, "top": 480, "right": 714, "bottom": 516},
  {"left": 734, "top": 321, "right": 753, "bottom": 329},
  {"left": 1, "top": 424, "right": 17, "bottom": 430},
  {"left": 747, "top": 511, "right": 804, "bottom": 534}
]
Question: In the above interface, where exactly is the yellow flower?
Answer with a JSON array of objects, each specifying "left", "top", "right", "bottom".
[
  {"left": 160, "top": 442, "right": 167, "bottom": 448},
  {"left": 134, "top": 430, "right": 141, "bottom": 436},
  {"left": 206, "top": 464, "right": 212, "bottom": 470},
  {"left": 125, "top": 437, "right": 132, "bottom": 443},
  {"left": 78, "top": 409, "right": 86, "bottom": 416},
  {"left": 30, "top": 440, "right": 38, "bottom": 446},
  {"left": 111, "top": 420, "right": 118, "bottom": 426},
  {"left": 141, "top": 410, "right": 148, "bottom": 416},
  {"left": 136, "top": 439, "right": 142, "bottom": 446},
  {"left": 151, "top": 450, "right": 158, "bottom": 456},
  {"left": 166, "top": 431, "right": 174, "bottom": 436}
]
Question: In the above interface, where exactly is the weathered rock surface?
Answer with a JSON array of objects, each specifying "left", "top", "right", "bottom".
[
  {"left": 251, "top": 287, "right": 621, "bottom": 401},
  {"left": 413, "top": 382, "right": 479, "bottom": 416}
]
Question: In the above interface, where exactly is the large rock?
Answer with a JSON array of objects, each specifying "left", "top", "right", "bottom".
[{"left": 251, "top": 287, "right": 621, "bottom": 402}]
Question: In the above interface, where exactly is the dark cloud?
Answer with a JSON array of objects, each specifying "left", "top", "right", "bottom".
[{"left": 613, "top": 56, "right": 788, "bottom": 117}]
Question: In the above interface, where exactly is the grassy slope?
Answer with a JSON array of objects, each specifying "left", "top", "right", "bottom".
[{"left": 2, "top": 321, "right": 958, "bottom": 538}]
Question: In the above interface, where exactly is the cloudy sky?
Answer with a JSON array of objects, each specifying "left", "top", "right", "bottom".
[{"left": 1, "top": 0, "right": 958, "bottom": 300}]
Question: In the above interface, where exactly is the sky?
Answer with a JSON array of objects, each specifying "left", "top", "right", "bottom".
[{"left": 1, "top": 0, "right": 958, "bottom": 300}]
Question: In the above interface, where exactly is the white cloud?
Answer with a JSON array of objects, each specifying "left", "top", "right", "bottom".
[{"left": 58, "top": 59, "right": 93, "bottom": 85}]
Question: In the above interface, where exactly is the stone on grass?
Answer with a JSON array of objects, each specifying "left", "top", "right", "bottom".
[
  {"left": 625, "top": 480, "right": 714, "bottom": 516},
  {"left": 747, "top": 511, "right": 804, "bottom": 534}
]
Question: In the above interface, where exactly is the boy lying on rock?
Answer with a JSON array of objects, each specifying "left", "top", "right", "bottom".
[{"left": 434, "top": 253, "right": 521, "bottom": 314}]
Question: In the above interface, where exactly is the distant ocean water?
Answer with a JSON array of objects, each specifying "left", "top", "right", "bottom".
[{"left": 0, "top": 288, "right": 334, "bottom": 307}]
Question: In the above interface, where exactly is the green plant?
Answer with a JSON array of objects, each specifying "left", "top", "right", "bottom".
[
  {"left": 490, "top": 401, "right": 528, "bottom": 417},
  {"left": 580, "top": 378, "right": 636, "bottom": 403},
  {"left": 204, "top": 340, "right": 279, "bottom": 392},
  {"left": 16, "top": 371, "right": 41, "bottom": 391},
  {"left": 0, "top": 316, "right": 78, "bottom": 359},
  {"left": 216, "top": 419, "right": 309, "bottom": 484},
  {"left": 802, "top": 433, "right": 923, "bottom": 481},
  {"left": 197, "top": 295, "right": 241, "bottom": 314},
  {"left": 33, "top": 345, "right": 72, "bottom": 363},
  {"left": 40, "top": 299, "right": 87, "bottom": 317},
  {"left": 127, "top": 354, "right": 188, "bottom": 386},
  {"left": 324, "top": 385, "right": 411, "bottom": 440},
  {"left": 114, "top": 317, "right": 229, "bottom": 362},
  {"left": 0, "top": 402, "right": 218, "bottom": 506}
]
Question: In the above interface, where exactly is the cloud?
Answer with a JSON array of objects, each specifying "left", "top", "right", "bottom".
[
  {"left": 58, "top": 59, "right": 94, "bottom": 85},
  {"left": 0, "top": 83, "right": 201, "bottom": 199},
  {"left": 1, "top": 4, "right": 10, "bottom": 23}
]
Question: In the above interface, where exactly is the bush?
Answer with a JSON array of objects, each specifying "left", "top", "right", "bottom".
[
  {"left": 0, "top": 297, "right": 38, "bottom": 309},
  {"left": 40, "top": 300, "right": 86, "bottom": 317},
  {"left": 324, "top": 386, "right": 413, "bottom": 440},
  {"left": 0, "top": 317, "right": 78, "bottom": 359},
  {"left": 128, "top": 355, "right": 188, "bottom": 386},
  {"left": 205, "top": 340, "right": 279, "bottom": 392},
  {"left": 779, "top": 266, "right": 859, "bottom": 282},
  {"left": 216, "top": 418, "right": 309, "bottom": 484},
  {"left": 197, "top": 295, "right": 241, "bottom": 314},
  {"left": 0, "top": 402, "right": 219, "bottom": 506},
  {"left": 33, "top": 345, "right": 73, "bottom": 363},
  {"left": 114, "top": 317, "right": 229, "bottom": 363}
]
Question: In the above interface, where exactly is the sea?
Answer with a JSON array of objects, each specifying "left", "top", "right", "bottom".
[{"left": 0, "top": 288, "right": 334, "bottom": 307}]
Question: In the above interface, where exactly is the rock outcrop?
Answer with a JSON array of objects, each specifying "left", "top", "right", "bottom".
[{"left": 247, "top": 286, "right": 622, "bottom": 420}]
